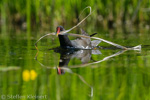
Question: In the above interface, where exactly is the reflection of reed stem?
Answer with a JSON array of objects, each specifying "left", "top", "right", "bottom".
[
  {"left": 69, "top": 50, "right": 127, "bottom": 68},
  {"left": 74, "top": 73, "right": 93, "bottom": 97}
]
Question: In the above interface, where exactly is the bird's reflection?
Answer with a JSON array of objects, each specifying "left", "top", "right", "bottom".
[
  {"left": 35, "top": 48, "right": 127, "bottom": 97},
  {"left": 54, "top": 48, "right": 101, "bottom": 75},
  {"left": 53, "top": 48, "right": 101, "bottom": 97}
]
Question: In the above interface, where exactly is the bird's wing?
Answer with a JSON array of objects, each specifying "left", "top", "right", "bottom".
[{"left": 91, "top": 40, "right": 101, "bottom": 46}]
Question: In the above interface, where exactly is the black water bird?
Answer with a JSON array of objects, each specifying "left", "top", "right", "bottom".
[{"left": 56, "top": 26, "right": 101, "bottom": 49}]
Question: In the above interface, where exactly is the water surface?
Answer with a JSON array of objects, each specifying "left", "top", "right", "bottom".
[{"left": 0, "top": 27, "right": 150, "bottom": 100}]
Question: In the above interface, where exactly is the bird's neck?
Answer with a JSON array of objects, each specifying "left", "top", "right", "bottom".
[{"left": 58, "top": 35, "right": 73, "bottom": 47}]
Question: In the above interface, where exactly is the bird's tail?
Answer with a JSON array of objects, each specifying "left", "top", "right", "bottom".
[{"left": 90, "top": 33, "right": 97, "bottom": 37}]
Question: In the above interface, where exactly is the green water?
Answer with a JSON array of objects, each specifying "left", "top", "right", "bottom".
[{"left": 0, "top": 26, "right": 150, "bottom": 100}]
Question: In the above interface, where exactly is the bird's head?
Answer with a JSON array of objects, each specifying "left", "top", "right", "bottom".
[
  {"left": 57, "top": 67, "right": 65, "bottom": 75},
  {"left": 56, "top": 26, "right": 65, "bottom": 36}
]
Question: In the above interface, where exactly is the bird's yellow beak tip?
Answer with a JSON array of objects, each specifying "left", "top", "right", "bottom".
[{"left": 56, "top": 32, "right": 59, "bottom": 36}]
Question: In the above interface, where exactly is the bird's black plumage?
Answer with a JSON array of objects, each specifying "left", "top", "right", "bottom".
[{"left": 56, "top": 26, "right": 100, "bottom": 49}]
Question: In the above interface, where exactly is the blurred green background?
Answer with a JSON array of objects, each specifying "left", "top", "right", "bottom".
[
  {"left": 1, "top": 0, "right": 150, "bottom": 31},
  {"left": 0, "top": 0, "right": 150, "bottom": 100}
]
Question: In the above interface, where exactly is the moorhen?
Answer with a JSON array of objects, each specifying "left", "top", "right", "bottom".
[{"left": 56, "top": 26, "right": 101, "bottom": 49}]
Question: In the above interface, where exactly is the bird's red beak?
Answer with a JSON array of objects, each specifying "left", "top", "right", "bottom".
[
  {"left": 57, "top": 67, "right": 62, "bottom": 75},
  {"left": 56, "top": 27, "right": 60, "bottom": 36}
]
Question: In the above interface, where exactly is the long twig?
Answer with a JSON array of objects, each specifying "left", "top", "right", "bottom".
[
  {"left": 35, "top": 6, "right": 92, "bottom": 49},
  {"left": 35, "top": 6, "right": 141, "bottom": 51},
  {"left": 67, "top": 33, "right": 128, "bottom": 49},
  {"left": 58, "top": 6, "right": 92, "bottom": 34},
  {"left": 35, "top": 33, "right": 55, "bottom": 47},
  {"left": 67, "top": 33, "right": 141, "bottom": 51},
  {"left": 69, "top": 50, "right": 127, "bottom": 68}
]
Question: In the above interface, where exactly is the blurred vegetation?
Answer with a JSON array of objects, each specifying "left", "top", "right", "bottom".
[
  {"left": 0, "top": 0, "right": 150, "bottom": 31},
  {"left": 1, "top": 1, "right": 150, "bottom": 100}
]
